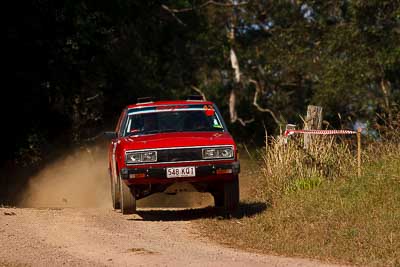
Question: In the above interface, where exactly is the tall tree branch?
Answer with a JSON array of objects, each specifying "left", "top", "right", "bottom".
[
  {"left": 161, "top": 5, "right": 186, "bottom": 25},
  {"left": 237, "top": 117, "right": 255, "bottom": 126},
  {"left": 191, "top": 85, "right": 207, "bottom": 101},
  {"left": 162, "top": 1, "right": 248, "bottom": 14},
  {"left": 249, "top": 79, "right": 282, "bottom": 125}
]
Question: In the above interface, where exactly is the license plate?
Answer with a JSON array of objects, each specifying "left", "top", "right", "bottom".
[{"left": 166, "top": 166, "right": 196, "bottom": 178}]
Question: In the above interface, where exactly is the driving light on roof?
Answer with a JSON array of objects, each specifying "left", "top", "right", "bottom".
[
  {"left": 187, "top": 95, "right": 204, "bottom": 101},
  {"left": 137, "top": 97, "right": 154, "bottom": 103}
]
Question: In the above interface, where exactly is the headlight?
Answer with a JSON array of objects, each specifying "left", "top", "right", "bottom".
[
  {"left": 126, "top": 151, "right": 157, "bottom": 164},
  {"left": 202, "top": 147, "right": 234, "bottom": 159}
]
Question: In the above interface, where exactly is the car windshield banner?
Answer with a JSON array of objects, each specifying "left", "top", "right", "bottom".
[{"left": 127, "top": 104, "right": 214, "bottom": 116}]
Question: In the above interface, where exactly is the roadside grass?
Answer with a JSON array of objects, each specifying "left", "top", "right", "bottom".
[{"left": 196, "top": 138, "right": 400, "bottom": 266}]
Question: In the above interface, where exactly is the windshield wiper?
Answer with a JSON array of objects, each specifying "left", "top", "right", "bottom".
[{"left": 190, "top": 127, "right": 215, "bottom": 132}]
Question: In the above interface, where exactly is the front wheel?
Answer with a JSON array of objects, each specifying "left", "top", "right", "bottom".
[
  {"left": 213, "top": 192, "right": 224, "bottom": 207},
  {"left": 110, "top": 175, "right": 120, "bottom": 210},
  {"left": 223, "top": 176, "right": 239, "bottom": 214},
  {"left": 120, "top": 176, "right": 136, "bottom": 215}
]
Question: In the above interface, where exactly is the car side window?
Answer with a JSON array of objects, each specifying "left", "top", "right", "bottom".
[{"left": 116, "top": 109, "right": 128, "bottom": 137}]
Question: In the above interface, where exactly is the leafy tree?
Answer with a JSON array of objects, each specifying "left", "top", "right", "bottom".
[{"left": 3, "top": 0, "right": 399, "bottom": 166}]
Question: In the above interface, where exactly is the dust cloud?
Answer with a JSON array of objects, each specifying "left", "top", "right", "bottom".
[
  {"left": 139, "top": 186, "right": 213, "bottom": 208},
  {"left": 20, "top": 145, "right": 111, "bottom": 208},
  {"left": 19, "top": 144, "right": 214, "bottom": 209}
]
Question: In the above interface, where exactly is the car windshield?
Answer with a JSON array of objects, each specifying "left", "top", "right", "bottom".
[{"left": 124, "top": 108, "right": 225, "bottom": 136}]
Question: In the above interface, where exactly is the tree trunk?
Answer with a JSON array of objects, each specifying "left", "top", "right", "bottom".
[
  {"left": 227, "top": 0, "right": 240, "bottom": 124},
  {"left": 380, "top": 78, "right": 392, "bottom": 122},
  {"left": 229, "top": 88, "right": 237, "bottom": 123}
]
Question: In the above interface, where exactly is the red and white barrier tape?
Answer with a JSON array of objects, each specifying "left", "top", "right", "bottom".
[{"left": 284, "top": 129, "right": 357, "bottom": 137}]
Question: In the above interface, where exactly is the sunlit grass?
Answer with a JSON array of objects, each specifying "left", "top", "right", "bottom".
[{"left": 197, "top": 137, "right": 400, "bottom": 266}]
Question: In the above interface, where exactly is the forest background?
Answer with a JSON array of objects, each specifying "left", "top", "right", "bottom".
[{"left": 3, "top": 0, "right": 399, "bottom": 168}]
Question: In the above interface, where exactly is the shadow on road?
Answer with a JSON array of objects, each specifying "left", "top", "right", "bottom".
[{"left": 131, "top": 201, "right": 268, "bottom": 221}]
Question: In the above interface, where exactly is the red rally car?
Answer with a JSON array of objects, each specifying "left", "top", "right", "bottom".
[{"left": 105, "top": 97, "right": 240, "bottom": 215}]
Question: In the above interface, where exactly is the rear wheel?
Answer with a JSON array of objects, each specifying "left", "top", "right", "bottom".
[
  {"left": 120, "top": 176, "right": 136, "bottom": 215},
  {"left": 222, "top": 176, "right": 239, "bottom": 214},
  {"left": 110, "top": 175, "right": 120, "bottom": 210}
]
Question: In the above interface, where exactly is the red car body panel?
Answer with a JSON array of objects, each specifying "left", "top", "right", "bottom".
[{"left": 108, "top": 100, "right": 239, "bottom": 190}]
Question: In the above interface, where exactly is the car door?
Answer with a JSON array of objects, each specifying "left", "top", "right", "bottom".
[{"left": 109, "top": 108, "right": 127, "bottom": 179}]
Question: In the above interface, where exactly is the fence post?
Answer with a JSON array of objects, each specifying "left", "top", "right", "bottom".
[
  {"left": 304, "top": 105, "right": 323, "bottom": 149},
  {"left": 357, "top": 128, "right": 362, "bottom": 177}
]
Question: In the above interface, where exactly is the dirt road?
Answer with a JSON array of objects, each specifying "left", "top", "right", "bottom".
[
  {"left": 0, "top": 148, "right": 343, "bottom": 266},
  {"left": 0, "top": 205, "right": 344, "bottom": 267}
]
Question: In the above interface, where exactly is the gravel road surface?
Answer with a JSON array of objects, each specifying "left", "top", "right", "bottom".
[{"left": 0, "top": 206, "right": 344, "bottom": 267}]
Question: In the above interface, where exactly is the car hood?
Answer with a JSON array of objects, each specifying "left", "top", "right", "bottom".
[{"left": 119, "top": 132, "right": 235, "bottom": 151}]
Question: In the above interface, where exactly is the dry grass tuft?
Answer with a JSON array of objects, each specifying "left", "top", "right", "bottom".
[
  {"left": 258, "top": 135, "right": 356, "bottom": 205},
  {"left": 197, "top": 132, "right": 400, "bottom": 266}
]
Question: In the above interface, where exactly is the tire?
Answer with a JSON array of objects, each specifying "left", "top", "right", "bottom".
[
  {"left": 213, "top": 192, "right": 224, "bottom": 207},
  {"left": 110, "top": 175, "right": 120, "bottom": 210},
  {"left": 120, "top": 176, "right": 136, "bottom": 215},
  {"left": 223, "top": 176, "right": 239, "bottom": 214}
]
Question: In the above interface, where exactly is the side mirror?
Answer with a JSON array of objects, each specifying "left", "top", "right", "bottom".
[{"left": 104, "top": 131, "right": 118, "bottom": 139}]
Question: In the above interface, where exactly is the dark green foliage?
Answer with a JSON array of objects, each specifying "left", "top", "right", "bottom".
[
  {"left": 4, "top": 0, "right": 200, "bottom": 164},
  {"left": 3, "top": 0, "right": 400, "bottom": 166}
]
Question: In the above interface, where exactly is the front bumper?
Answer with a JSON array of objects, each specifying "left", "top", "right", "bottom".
[{"left": 120, "top": 161, "right": 240, "bottom": 185}]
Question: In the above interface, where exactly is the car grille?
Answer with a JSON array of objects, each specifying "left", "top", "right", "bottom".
[{"left": 157, "top": 148, "right": 203, "bottom": 163}]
